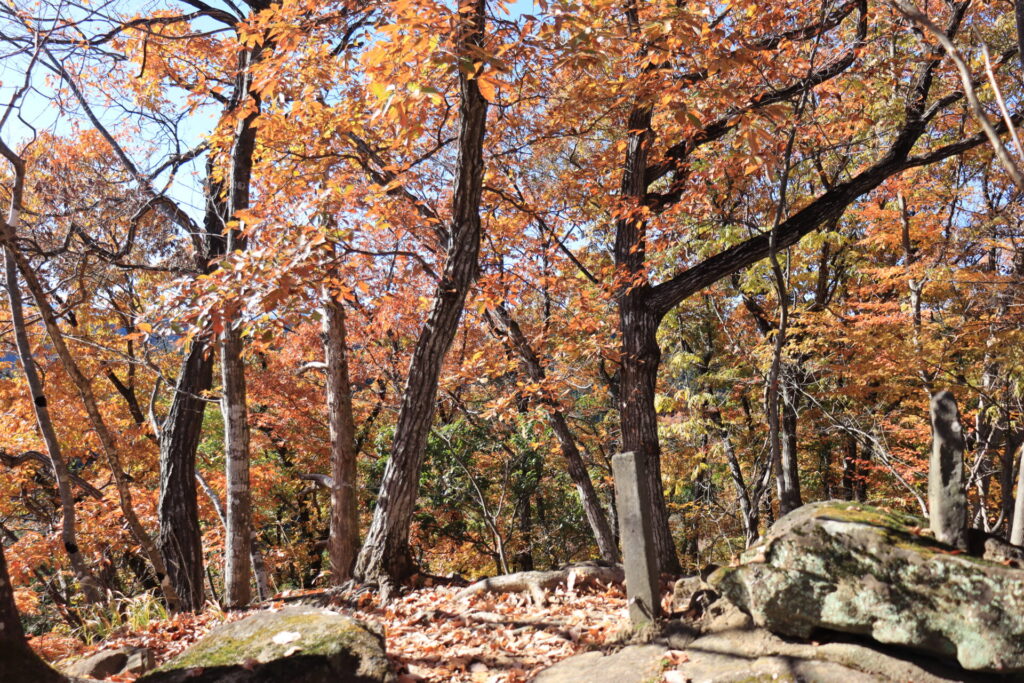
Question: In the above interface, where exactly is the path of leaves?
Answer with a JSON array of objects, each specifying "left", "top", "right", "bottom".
[{"left": 31, "top": 583, "right": 629, "bottom": 682}]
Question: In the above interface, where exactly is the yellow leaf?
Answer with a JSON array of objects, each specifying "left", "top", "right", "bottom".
[{"left": 476, "top": 72, "right": 499, "bottom": 103}]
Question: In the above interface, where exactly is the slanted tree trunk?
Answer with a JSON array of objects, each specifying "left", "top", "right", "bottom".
[
  {"left": 322, "top": 291, "right": 359, "bottom": 583},
  {"left": 0, "top": 541, "right": 24, "bottom": 643},
  {"left": 8, "top": 245, "right": 179, "bottom": 608},
  {"left": 354, "top": 0, "right": 489, "bottom": 591},
  {"left": 4, "top": 246, "right": 102, "bottom": 604},
  {"left": 156, "top": 132, "right": 229, "bottom": 614},
  {"left": 1, "top": 140, "right": 102, "bottom": 604},
  {"left": 487, "top": 303, "right": 618, "bottom": 563},
  {"left": 158, "top": 340, "right": 214, "bottom": 613},
  {"left": 0, "top": 139, "right": 172, "bottom": 606}
]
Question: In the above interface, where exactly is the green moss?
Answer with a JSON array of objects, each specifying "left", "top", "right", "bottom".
[{"left": 156, "top": 609, "right": 381, "bottom": 672}]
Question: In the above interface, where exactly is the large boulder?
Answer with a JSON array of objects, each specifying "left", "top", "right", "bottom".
[
  {"left": 139, "top": 605, "right": 390, "bottom": 682},
  {"left": 711, "top": 501, "right": 1024, "bottom": 673},
  {"left": 67, "top": 646, "right": 155, "bottom": 679}
]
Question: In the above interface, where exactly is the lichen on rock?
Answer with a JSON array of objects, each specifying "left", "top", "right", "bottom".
[
  {"left": 139, "top": 605, "right": 390, "bottom": 682},
  {"left": 711, "top": 501, "right": 1024, "bottom": 673}
]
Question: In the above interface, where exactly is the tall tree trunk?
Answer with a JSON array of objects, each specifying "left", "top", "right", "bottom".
[
  {"left": 221, "top": 323, "right": 252, "bottom": 608},
  {"left": 322, "top": 291, "right": 359, "bottom": 583},
  {"left": 614, "top": 86, "right": 680, "bottom": 573},
  {"left": 617, "top": 287, "right": 680, "bottom": 573},
  {"left": 354, "top": 0, "right": 489, "bottom": 592},
  {"left": 612, "top": 0, "right": 679, "bottom": 572},
  {"left": 156, "top": 140, "right": 229, "bottom": 614},
  {"left": 4, "top": 247, "right": 103, "bottom": 604},
  {"left": 221, "top": 46, "right": 261, "bottom": 608}
]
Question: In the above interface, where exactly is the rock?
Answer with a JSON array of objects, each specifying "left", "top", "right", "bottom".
[
  {"left": 672, "top": 626, "right": 990, "bottom": 682},
  {"left": 670, "top": 567, "right": 719, "bottom": 616},
  {"left": 532, "top": 644, "right": 669, "bottom": 683},
  {"left": 670, "top": 575, "right": 702, "bottom": 609},
  {"left": 138, "top": 605, "right": 389, "bottom": 682},
  {"left": 124, "top": 646, "right": 157, "bottom": 675},
  {"left": 67, "top": 646, "right": 155, "bottom": 679},
  {"left": 711, "top": 501, "right": 1024, "bottom": 672}
]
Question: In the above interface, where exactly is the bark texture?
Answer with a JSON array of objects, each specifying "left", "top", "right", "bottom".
[
  {"left": 156, "top": 158, "right": 228, "bottom": 612},
  {"left": 323, "top": 292, "right": 359, "bottom": 582},
  {"left": 0, "top": 541, "right": 23, "bottom": 643},
  {"left": 221, "top": 45, "right": 261, "bottom": 609},
  {"left": 158, "top": 340, "right": 215, "bottom": 612},
  {"left": 354, "top": 0, "right": 489, "bottom": 591}
]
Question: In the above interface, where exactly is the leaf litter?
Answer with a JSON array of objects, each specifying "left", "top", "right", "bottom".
[{"left": 32, "top": 581, "right": 630, "bottom": 682}]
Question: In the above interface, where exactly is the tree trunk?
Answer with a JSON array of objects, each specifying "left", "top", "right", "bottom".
[
  {"left": 613, "top": 35, "right": 679, "bottom": 571},
  {"left": 220, "top": 45, "right": 261, "bottom": 609},
  {"left": 1003, "top": 432, "right": 1021, "bottom": 540},
  {"left": 4, "top": 246, "right": 103, "bottom": 604},
  {"left": 221, "top": 323, "right": 252, "bottom": 608},
  {"left": 617, "top": 301, "right": 680, "bottom": 574},
  {"left": 157, "top": 340, "right": 214, "bottom": 612},
  {"left": 0, "top": 541, "right": 63, "bottom": 682},
  {"left": 353, "top": 0, "right": 489, "bottom": 592},
  {"left": 0, "top": 541, "right": 24, "bottom": 643},
  {"left": 4, "top": 203, "right": 177, "bottom": 611},
  {"left": 778, "top": 381, "right": 803, "bottom": 513},
  {"left": 487, "top": 304, "right": 619, "bottom": 563},
  {"left": 1011, "top": 442, "right": 1024, "bottom": 546},
  {"left": 322, "top": 292, "right": 359, "bottom": 583}
]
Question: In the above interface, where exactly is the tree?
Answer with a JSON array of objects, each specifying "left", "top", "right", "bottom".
[{"left": 354, "top": 0, "right": 491, "bottom": 590}]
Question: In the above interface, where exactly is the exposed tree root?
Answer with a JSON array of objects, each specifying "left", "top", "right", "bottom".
[{"left": 457, "top": 562, "right": 624, "bottom": 605}]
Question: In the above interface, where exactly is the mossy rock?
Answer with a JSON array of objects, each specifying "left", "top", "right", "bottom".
[
  {"left": 139, "top": 605, "right": 389, "bottom": 682},
  {"left": 711, "top": 501, "right": 1024, "bottom": 673}
]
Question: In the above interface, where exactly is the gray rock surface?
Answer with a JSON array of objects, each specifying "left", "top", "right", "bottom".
[
  {"left": 138, "top": 605, "right": 389, "bottom": 682},
  {"left": 675, "top": 627, "right": 985, "bottom": 683},
  {"left": 67, "top": 646, "right": 155, "bottom": 679},
  {"left": 712, "top": 501, "right": 1024, "bottom": 672},
  {"left": 532, "top": 644, "right": 668, "bottom": 683},
  {"left": 534, "top": 602, "right": 984, "bottom": 683}
]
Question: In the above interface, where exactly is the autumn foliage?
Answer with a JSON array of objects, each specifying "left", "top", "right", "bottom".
[{"left": 0, "top": 0, "right": 1023, "bottom": 677}]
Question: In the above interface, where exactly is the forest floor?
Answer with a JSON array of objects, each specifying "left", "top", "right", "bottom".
[{"left": 28, "top": 581, "right": 634, "bottom": 682}]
